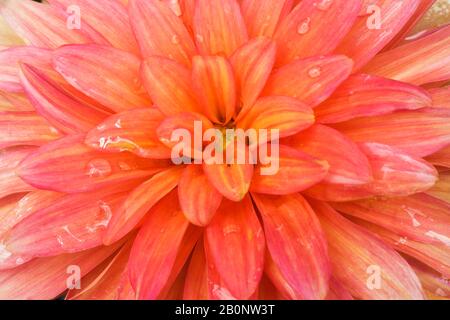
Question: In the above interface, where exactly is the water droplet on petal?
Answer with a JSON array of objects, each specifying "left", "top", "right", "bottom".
[
  {"left": 315, "top": 0, "right": 333, "bottom": 11},
  {"left": 308, "top": 66, "right": 322, "bottom": 78},
  {"left": 167, "top": 0, "right": 182, "bottom": 17},
  {"left": 87, "top": 159, "right": 112, "bottom": 178},
  {"left": 171, "top": 34, "right": 180, "bottom": 45},
  {"left": 297, "top": 17, "right": 311, "bottom": 35},
  {"left": 223, "top": 225, "right": 241, "bottom": 236},
  {"left": 196, "top": 34, "right": 204, "bottom": 43}
]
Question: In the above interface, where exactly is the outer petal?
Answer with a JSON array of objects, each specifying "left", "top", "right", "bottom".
[
  {"left": 311, "top": 200, "right": 424, "bottom": 300},
  {"left": 85, "top": 108, "right": 171, "bottom": 159},
  {"left": 263, "top": 55, "right": 353, "bottom": 108},
  {"left": 183, "top": 241, "right": 209, "bottom": 300},
  {"left": 240, "top": 0, "right": 293, "bottom": 38},
  {"left": 236, "top": 96, "right": 315, "bottom": 139},
  {"left": 17, "top": 134, "right": 167, "bottom": 193},
  {"left": 53, "top": 44, "right": 151, "bottom": 112},
  {"left": 20, "top": 64, "right": 109, "bottom": 134},
  {"left": 408, "top": 259, "right": 450, "bottom": 299},
  {"left": 335, "top": 0, "right": 420, "bottom": 71},
  {"left": 193, "top": 0, "right": 248, "bottom": 56},
  {"left": 332, "top": 194, "right": 450, "bottom": 245},
  {"left": 48, "top": 0, "right": 139, "bottom": 55},
  {"left": 274, "top": 0, "right": 361, "bottom": 66},
  {"left": 427, "top": 171, "right": 450, "bottom": 203},
  {"left": 251, "top": 145, "right": 329, "bottom": 195},
  {"left": 0, "top": 112, "right": 60, "bottom": 148},
  {"left": 284, "top": 124, "right": 372, "bottom": 185},
  {"left": 426, "top": 145, "right": 450, "bottom": 168},
  {"left": 315, "top": 74, "right": 432, "bottom": 124},
  {"left": 326, "top": 277, "right": 354, "bottom": 300},
  {"left": 363, "top": 25, "right": 450, "bottom": 85},
  {"left": 128, "top": 0, "right": 195, "bottom": 66},
  {"left": 128, "top": 190, "right": 190, "bottom": 300},
  {"left": 192, "top": 55, "right": 236, "bottom": 124},
  {"left": 103, "top": 167, "right": 184, "bottom": 245},
  {"left": 252, "top": 193, "right": 330, "bottom": 300},
  {"left": 333, "top": 110, "right": 450, "bottom": 157},
  {"left": 0, "top": 0, "right": 104, "bottom": 48},
  {"left": 230, "top": 37, "right": 276, "bottom": 115},
  {"left": 205, "top": 196, "right": 265, "bottom": 299},
  {"left": 0, "top": 244, "right": 121, "bottom": 299},
  {"left": 429, "top": 87, "right": 450, "bottom": 110},
  {"left": 0, "top": 146, "right": 36, "bottom": 199},
  {"left": 141, "top": 57, "right": 199, "bottom": 116},
  {"left": 178, "top": 165, "right": 222, "bottom": 227}
]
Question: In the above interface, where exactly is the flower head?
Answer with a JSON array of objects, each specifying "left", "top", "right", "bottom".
[{"left": 0, "top": 0, "right": 449, "bottom": 300}]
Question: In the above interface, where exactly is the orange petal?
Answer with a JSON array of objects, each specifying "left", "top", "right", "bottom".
[
  {"left": 18, "top": 134, "right": 167, "bottom": 193},
  {"left": 141, "top": 56, "right": 199, "bottom": 116},
  {"left": 1, "top": 190, "right": 127, "bottom": 260},
  {"left": 178, "top": 165, "right": 222, "bottom": 226},
  {"left": 67, "top": 240, "right": 133, "bottom": 300},
  {"left": 0, "top": 243, "right": 121, "bottom": 299},
  {"left": 251, "top": 145, "right": 329, "bottom": 195},
  {"left": 427, "top": 171, "right": 450, "bottom": 203},
  {"left": 128, "top": 190, "right": 190, "bottom": 300},
  {"left": 311, "top": 200, "right": 425, "bottom": 300},
  {"left": 326, "top": 277, "right": 354, "bottom": 300},
  {"left": 0, "top": 46, "right": 53, "bottom": 93},
  {"left": 264, "top": 250, "right": 300, "bottom": 300},
  {"left": 53, "top": 44, "right": 151, "bottom": 112},
  {"left": 183, "top": 241, "right": 209, "bottom": 300},
  {"left": 274, "top": 0, "right": 361, "bottom": 66},
  {"left": 426, "top": 145, "right": 450, "bottom": 168},
  {"left": 192, "top": 55, "right": 236, "bottom": 124},
  {"left": 0, "top": 146, "right": 36, "bottom": 199},
  {"left": 284, "top": 124, "right": 372, "bottom": 185},
  {"left": 263, "top": 55, "right": 353, "bottom": 108},
  {"left": 335, "top": 0, "right": 421, "bottom": 71},
  {"left": 0, "top": 0, "right": 103, "bottom": 48},
  {"left": 49, "top": 0, "right": 139, "bottom": 55},
  {"left": 408, "top": 259, "right": 450, "bottom": 299},
  {"left": 20, "top": 63, "right": 110, "bottom": 134},
  {"left": 103, "top": 167, "right": 183, "bottom": 245},
  {"left": 334, "top": 110, "right": 450, "bottom": 157},
  {"left": 128, "top": 0, "right": 195, "bottom": 66},
  {"left": 333, "top": 194, "right": 450, "bottom": 245},
  {"left": 429, "top": 87, "right": 450, "bottom": 109},
  {"left": 205, "top": 196, "right": 265, "bottom": 299},
  {"left": 230, "top": 37, "right": 276, "bottom": 115},
  {"left": 85, "top": 108, "right": 171, "bottom": 159},
  {"left": 193, "top": 0, "right": 248, "bottom": 56},
  {"left": 240, "top": 0, "right": 293, "bottom": 38},
  {"left": 236, "top": 96, "right": 315, "bottom": 139},
  {"left": 363, "top": 25, "right": 450, "bottom": 85},
  {"left": 356, "top": 219, "right": 450, "bottom": 278},
  {"left": 315, "top": 74, "right": 432, "bottom": 124},
  {"left": 0, "top": 112, "right": 61, "bottom": 148},
  {"left": 252, "top": 193, "right": 330, "bottom": 300},
  {"left": 0, "top": 91, "right": 34, "bottom": 112}
]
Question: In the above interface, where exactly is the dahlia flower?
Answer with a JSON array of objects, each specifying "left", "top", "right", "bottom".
[{"left": 0, "top": 0, "right": 449, "bottom": 300}]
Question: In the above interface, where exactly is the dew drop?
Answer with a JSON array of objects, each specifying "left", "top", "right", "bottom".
[
  {"left": 315, "top": 0, "right": 333, "bottom": 11},
  {"left": 308, "top": 66, "right": 322, "bottom": 78},
  {"left": 16, "top": 257, "right": 24, "bottom": 265},
  {"left": 297, "top": 17, "right": 311, "bottom": 35},
  {"left": 86, "top": 159, "right": 112, "bottom": 178},
  {"left": 223, "top": 225, "right": 241, "bottom": 236},
  {"left": 196, "top": 34, "right": 204, "bottom": 43},
  {"left": 167, "top": 0, "right": 182, "bottom": 17},
  {"left": 171, "top": 34, "right": 180, "bottom": 45}
]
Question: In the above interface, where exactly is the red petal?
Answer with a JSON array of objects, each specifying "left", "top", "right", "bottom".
[
  {"left": 335, "top": 0, "right": 421, "bottom": 71},
  {"left": 252, "top": 193, "right": 330, "bottom": 299},
  {"left": 334, "top": 110, "right": 450, "bottom": 157},
  {"left": 20, "top": 63, "right": 110, "bottom": 134},
  {"left": 104, "top": 167, "right": 183, "bottom": 245},
  {"left": 263, "top": 55, "right": 353, "bottom": 108},
  {"left": 274, "top": 0, "right": 361, "bottom": 66},
  {"left": 193, "top": 0, "right": 248, "bottom": 56},
  {"left": 141, "top": 56, "right": 199, "bottom": 116},
  {"left": 85, "top": 108, "right": 171, "bottom": 159},
  {"left": 326, "top": 277, "right": 354, "bottom": 300},
  {"left": 53, "top": 44, "right": 151, "bottom": 112},
  {"left": 311, "top": 200, "right": 425, "bottom": 300},
  {"left": 284, "top": 124, "right": 372, "bottom": 185},
  {"left": 178, "top": 165, "right": 222, "bottom": 226},
  {"left": 363, "top": 25, "right": 450, "bottom": 85},
  {"left": 192, "top": 55, "right": 236, "bottom": 124},
  {"left": 251, "top": 145, "right": 329, "bottom": 195},
  {"left": 315, "top": 74, "right": 432, "bottom": 124},
  {"left": 128, "top": 190, "right": 190, "bottom": 300},
  {"left": 230, "top": 37, "right": 276, "bottom": 115},
  {"left": 205, "top": 196, "right": 265, "bottom": 299},
  {"left": 18, "top": 134, "right": 167, "bottom": 193},
  {"left": 128, "top": 0, "right": 195, "bottom": 66}
]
